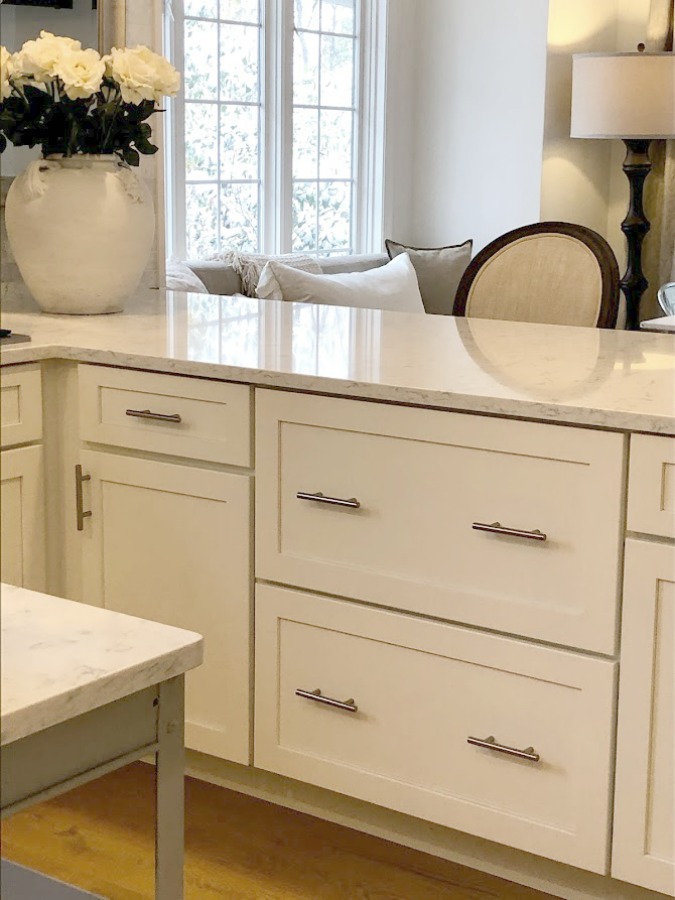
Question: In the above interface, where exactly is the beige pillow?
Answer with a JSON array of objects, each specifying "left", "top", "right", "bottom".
[
  {"left": 385, "top": 239, "right": 473, "bottom": 315},
  {"left": 257, "top": 253, "right": 425, "bottom": 313}
]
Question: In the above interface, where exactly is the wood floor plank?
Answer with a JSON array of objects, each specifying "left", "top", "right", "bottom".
[{"left": 1, "top": 762, "right": 555, "bottom": 899}]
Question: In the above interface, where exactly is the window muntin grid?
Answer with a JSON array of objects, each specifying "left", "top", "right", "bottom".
[
  {"left": 292, "top": 0, "right": 359, "bottom": 256},
  {"left": 183, "top": 1, "right": 263, "bottom": 258},
  {"left": 175, "top": 0, "right": 369, "bottom": 260}
]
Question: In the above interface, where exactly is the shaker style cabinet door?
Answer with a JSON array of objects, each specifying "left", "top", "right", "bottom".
[
  {"left": 612, "top": 539, "right": 675, "bottom": 896},
  {"left": 78, "top": 450, "right": 252, "bottom": 765},
  {"left": 0, "top": 445, "right": 46, "bottom": 591}
]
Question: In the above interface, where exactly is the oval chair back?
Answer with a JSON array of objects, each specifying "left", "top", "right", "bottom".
[{"left": 453, "top": 222, "right": 620, "bottom": 329}]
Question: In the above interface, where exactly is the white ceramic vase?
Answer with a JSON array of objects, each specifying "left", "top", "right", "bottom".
[{"left": 5, "top": 155, "right": 155, "bottom": 315}]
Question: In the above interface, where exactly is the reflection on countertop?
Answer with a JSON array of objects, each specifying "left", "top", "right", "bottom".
[{"left": 1, "top": 289, "right": 674, "bottom": 434}]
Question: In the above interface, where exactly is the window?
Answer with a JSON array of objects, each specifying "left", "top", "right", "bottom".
[{"left": 165, "top": 0, "right": 386, "bottom": 260}]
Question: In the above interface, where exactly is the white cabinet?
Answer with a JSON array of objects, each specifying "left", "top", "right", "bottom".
[
  {"left": 255, "top": 584, "right": 616, "bottom": 873},
  {"left": 78, "top": 450, "right": 252, "bottom": 765},
  {"left": 0, "top": 445, "right": 46, "bottom": 591},
  {"left": 5, "top": 356, "right": 671, "bottom": 895},
  {"left": 612, "top": 539, "right": 675, "bottom": 896}
]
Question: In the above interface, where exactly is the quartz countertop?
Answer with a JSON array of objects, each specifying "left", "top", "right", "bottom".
[
  {"left": 0, "top": 583, "right": 203, "bottom": 746},
  {"left": 1, "top": 290, "right": 674, "bottom": 434}
]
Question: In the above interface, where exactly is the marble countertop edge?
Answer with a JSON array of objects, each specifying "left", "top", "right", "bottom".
[
  {"left": 1, "top": 341, "right": 673, "bottom": 436},
  {"left": 1, "top": 639, "right": 203, "bottom": 746}
]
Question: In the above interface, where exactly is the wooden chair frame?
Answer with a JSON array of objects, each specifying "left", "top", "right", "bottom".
[{"left": 453, "top": 222, "right": 620, "bottom": 329}]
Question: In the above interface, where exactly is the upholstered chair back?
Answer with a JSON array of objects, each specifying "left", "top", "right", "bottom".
[{"left": 453, "top": 223, "right": 620, "bottom": 329}]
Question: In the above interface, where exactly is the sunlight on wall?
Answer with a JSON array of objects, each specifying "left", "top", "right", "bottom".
[
  {"left": 540, "top": 0, "right": 618, "bottom": 237},
  {"left": 541, "top": 0, "right": 650, "bottom": 270},
  {"left": 547, "top": 1, "right": 615, "bottom": 49}
]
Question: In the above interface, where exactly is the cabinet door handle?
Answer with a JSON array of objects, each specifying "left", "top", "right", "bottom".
[
  {"left": 296, "top": 688, "right": 358, "bottom": 713},
  {"left": 75, "top": 464, "right": 92, "bottom": 532},
  {"left": 296, "top": 491, "right": 361, "bottom": 509},
  {"left": 472, "top": 521, "right": 547, "bottom": 542},
  {"left": 467, "top": 735, "right": 540, "bottom": 763},
  {"left": 125, "top": 408, "right": 182, "bottom": 424}
]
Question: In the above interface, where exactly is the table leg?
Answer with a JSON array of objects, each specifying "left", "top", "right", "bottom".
[{"left": 155, "top": 675, "right": 185, "bottom": 900}]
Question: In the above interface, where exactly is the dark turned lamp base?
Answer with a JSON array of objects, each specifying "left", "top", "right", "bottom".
[{"left": 620, "top": 139, "right": 652, "bottom": 331}]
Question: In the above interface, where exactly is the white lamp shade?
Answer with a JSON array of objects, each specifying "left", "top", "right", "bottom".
[{"left": 571, "top": 52, "right": 675, "bottom": 139}]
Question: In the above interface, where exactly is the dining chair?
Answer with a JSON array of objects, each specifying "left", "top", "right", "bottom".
[{"left": 453, "top": 222, "right": 620, "bottom": 328}]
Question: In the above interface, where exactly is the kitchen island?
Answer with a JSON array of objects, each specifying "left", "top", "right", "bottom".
[
  {"left": 0, "top": 291, "right": 673, "bottom": 900},
  {"left": 1, "top": 583, "right": 203, "bottom": 899}
]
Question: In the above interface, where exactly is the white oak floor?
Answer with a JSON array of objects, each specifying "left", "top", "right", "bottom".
[{"left": 2, "top": 762, "right": 556, "bottom": 899}]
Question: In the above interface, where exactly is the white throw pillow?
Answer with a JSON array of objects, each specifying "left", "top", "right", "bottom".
[
  {"left": 166, "top": 259, "right": 209, "bottom": 294},
  {"left": 256, "top": 253, "right": 425, "bottom": 313}
]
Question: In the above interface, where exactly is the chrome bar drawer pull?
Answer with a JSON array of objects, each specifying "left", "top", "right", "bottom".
[
  {"left": 472, "top": 521, "right": 547, "bottom": 542},
  {"left": 75, "top": 464, "right": 92, "bottom": 532},
  {"left": 297, "top": 491, "right": 361, "bottom": 510},
  {"left": 467, "top": 735, "right": 540, "bottom": 763},
  {"left": 125, "top": 409, "right": 182, "bottom": 424},
  {"left": 296, "top": 688, "right": 358, "bottom": 713}
]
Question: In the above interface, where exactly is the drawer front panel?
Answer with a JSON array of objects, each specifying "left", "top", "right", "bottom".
[
  {"left": 0, "top": 365, "right": 42, "bottom": 448},
  {"left": 627, "top": 434, "right": 675, "bottom": 539},
  {"left": 256, "top": 390, "right": 625, "bottom": 653},
  {"left": 79, "top": 365, "right": 251, "bottom": 466},
  {"left": 255, "top": 585, "right": 616, "bottom": 873}
]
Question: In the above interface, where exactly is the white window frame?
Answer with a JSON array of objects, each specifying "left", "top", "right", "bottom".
[{"left": 165, "top": 0, "right": 388, "bottom": 260}]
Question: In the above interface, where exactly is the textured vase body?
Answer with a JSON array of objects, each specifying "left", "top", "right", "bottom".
[{"left": 5, "top": 155, "right": 155, "bottom": 314}]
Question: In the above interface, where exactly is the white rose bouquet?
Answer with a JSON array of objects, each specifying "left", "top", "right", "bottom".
[{"left": 0, "top": 32, "right": 180, "bottom": 165}]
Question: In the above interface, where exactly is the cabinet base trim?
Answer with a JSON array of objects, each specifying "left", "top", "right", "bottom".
[{"left": 184, "top": 751, "right": 664, "bottom": 900}]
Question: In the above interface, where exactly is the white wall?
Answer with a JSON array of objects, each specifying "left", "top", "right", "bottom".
[
  {"left": 386, "top": 0, "right": 549, "bottom": 253},
  {"left": 382, "top": 0, "right": 418, "bottom": 247}
]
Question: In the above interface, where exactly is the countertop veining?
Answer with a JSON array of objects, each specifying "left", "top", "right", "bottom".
[
  {"left": 1, "top": 290, "right": 674, "bottom": 434},
  {"left": 0, "top": 583, "right": 203, "bottom": 745}
]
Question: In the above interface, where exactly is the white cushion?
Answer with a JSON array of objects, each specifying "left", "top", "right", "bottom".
[
  {"left": 256, "top": 253, "right": 425, "bottom": 313},
  {"left": 166, "top": 259, "right": 209, "bottom": 294}
]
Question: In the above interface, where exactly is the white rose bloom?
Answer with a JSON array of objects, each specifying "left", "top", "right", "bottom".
[
  {"left": 55, "top": 48, "right": 105, "bottom": 100},
  {"left": 107, "top": 46, "right": 180, "bottom": 105},
  {"left": 13, "top": 31, "right": 81, "bottom": 88},
  {"left": 1, "top": 46, "right": 13, "bottom": 100}
]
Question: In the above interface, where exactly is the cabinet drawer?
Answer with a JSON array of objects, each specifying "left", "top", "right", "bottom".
[
  {"left": 255, "top": 585, "right": 616, "bottom": 873},
  {"left": 1, "top": 365, "right": 42, "bottom": 448},
  {"left": 79, "top": 365, "right": 251, "bottom": 466},
  {"left": 627, "top": 434, "right": 675, "bottom": 538},
  {"left": 256, "top": 390, "right": 624, "bottom": 653}
]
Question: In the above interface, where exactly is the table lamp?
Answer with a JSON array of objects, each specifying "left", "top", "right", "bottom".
[{"left": 571, "top": 49, "right": 675, "bottom": 329}]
